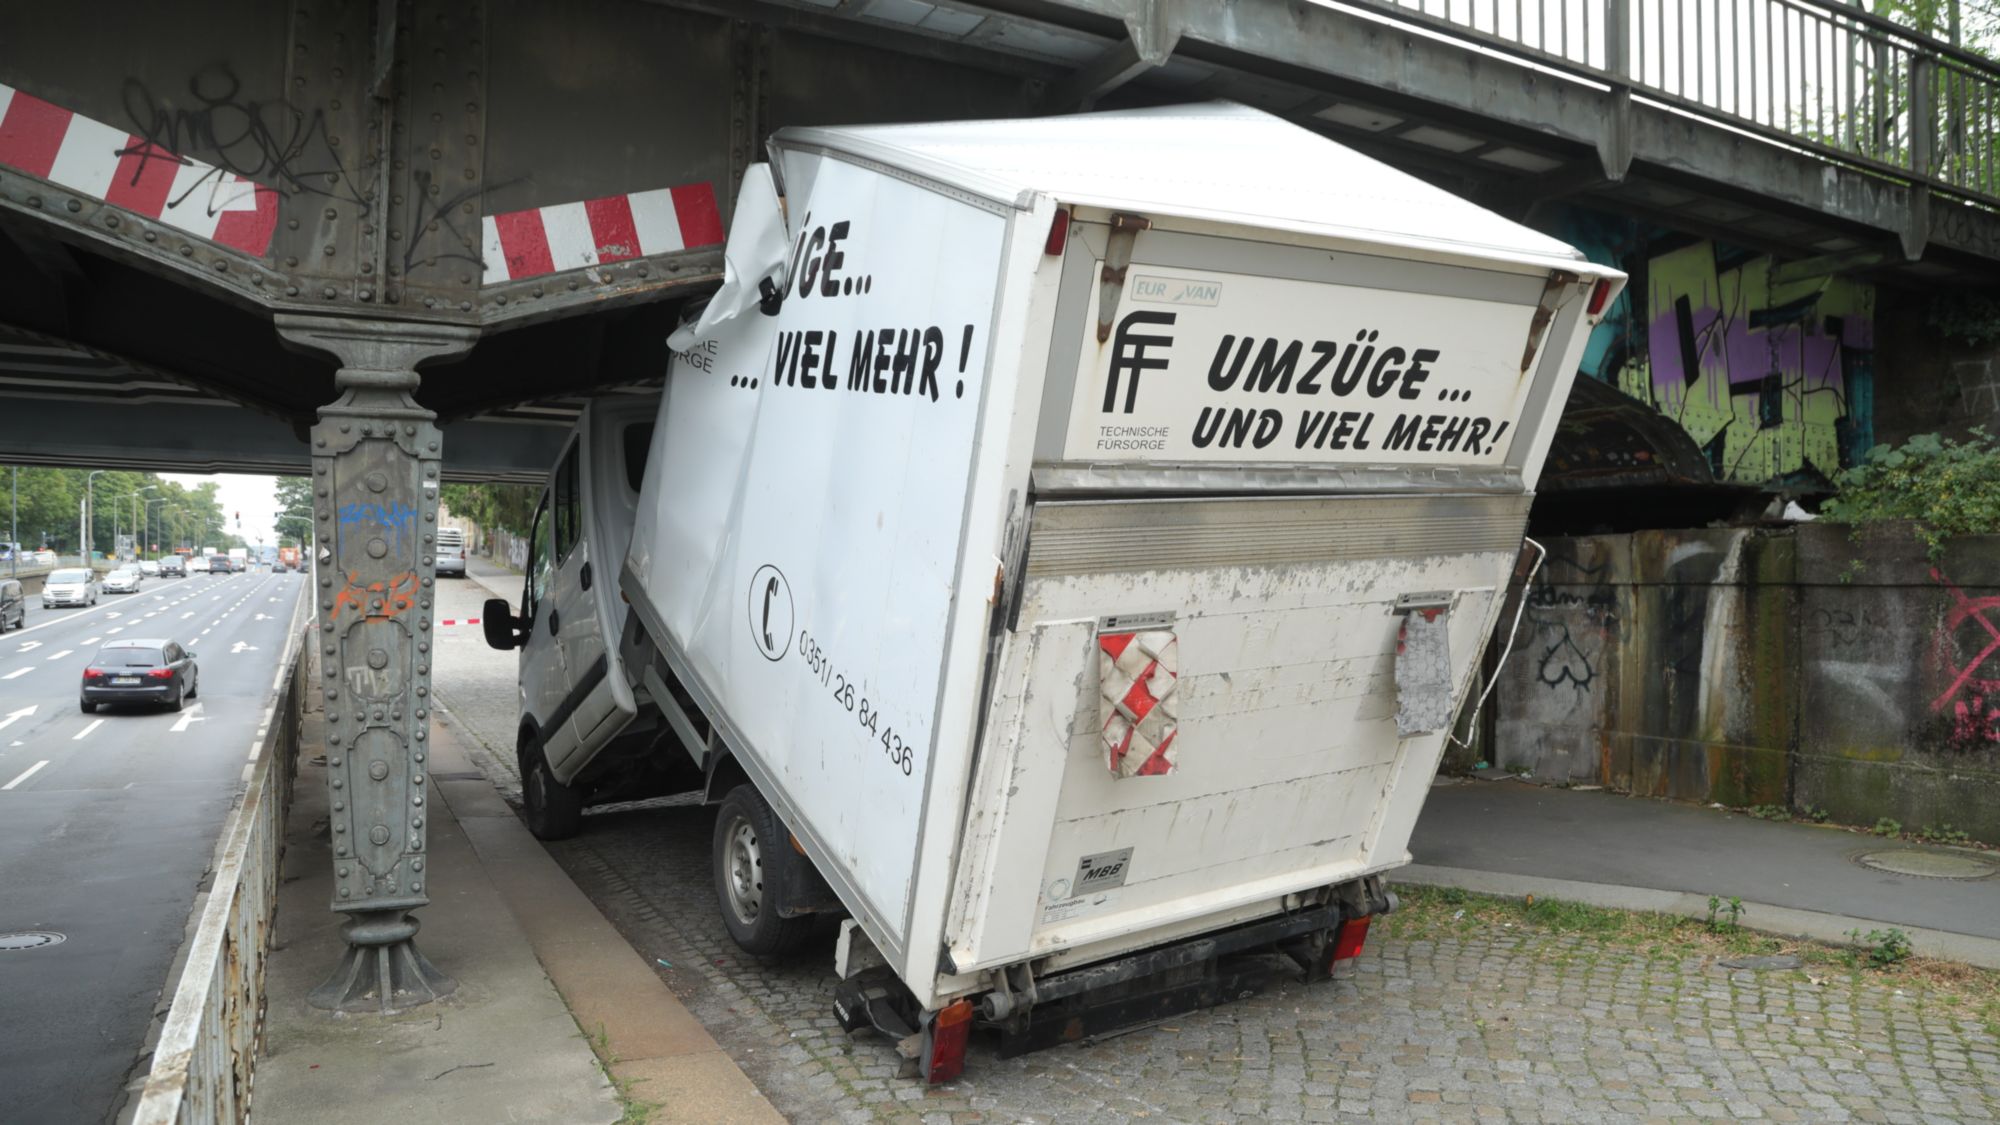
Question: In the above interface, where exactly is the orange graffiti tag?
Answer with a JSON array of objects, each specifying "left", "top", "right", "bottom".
[{"left": 331, "top": 570, "right": 420, "bottom": 619}]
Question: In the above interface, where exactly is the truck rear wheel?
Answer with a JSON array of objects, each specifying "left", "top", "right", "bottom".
[
  {"left": 713, "top": 785, "right": 816, "bottom": 957},
  {"left": 521, "top": 734, "right": 584, "bottom": 840}
]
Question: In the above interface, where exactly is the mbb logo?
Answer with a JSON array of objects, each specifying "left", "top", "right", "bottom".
[{"left": 1102, "top": 310, "right": 1176, "bottom": 413}]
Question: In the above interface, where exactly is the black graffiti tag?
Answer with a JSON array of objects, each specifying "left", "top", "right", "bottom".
[{"left": 118, "top": 63, "right": 366, "bottom": 211}]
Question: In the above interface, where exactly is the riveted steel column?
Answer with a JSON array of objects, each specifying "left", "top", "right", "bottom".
[{"left": 278, "top": 313, "right": 476, "bottom": 1013}]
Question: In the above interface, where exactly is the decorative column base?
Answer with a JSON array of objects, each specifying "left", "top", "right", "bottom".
[{"left": 308, "top": 910, "right": 457, "bottom": 1013}]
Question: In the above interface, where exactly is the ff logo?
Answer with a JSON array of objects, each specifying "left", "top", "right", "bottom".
[
  {"left": 748, "top": 564, "right": 793, "bottom": 661},
  {"left": 1102, "top": 310, "right": 1176, "bottom": 413}
]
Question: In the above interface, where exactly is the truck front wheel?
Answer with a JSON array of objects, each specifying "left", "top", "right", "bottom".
[
  {"left": 521, "top": 734, "right": 584, "bottom": 840},
  {"left": 713, "top": 785, "right": 817, "bottom": 957}
]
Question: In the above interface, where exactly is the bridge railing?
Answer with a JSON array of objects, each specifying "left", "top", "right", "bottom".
[
  {"left": 131, "top": 619, "right": 307, "bottom": 1125},
  {"left": 1354, "top": 0, "right": 2000, "bottom": 206}
]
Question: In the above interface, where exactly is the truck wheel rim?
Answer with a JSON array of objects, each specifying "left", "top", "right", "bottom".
[{"left": 724, "top": 817, "right": 763, "bottom": 925}]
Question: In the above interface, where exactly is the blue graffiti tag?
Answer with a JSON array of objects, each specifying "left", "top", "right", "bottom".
[{"left": 338, "top": 501, "right": 420, "bottom": 552}]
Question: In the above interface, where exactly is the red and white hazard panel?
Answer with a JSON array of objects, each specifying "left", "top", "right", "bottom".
[
  {"left": 480, "top": 184, "right": 725, "bottom": 284},
  {"left": 0, "top": 83, "right": 279, "bottom": 257},
  {"left": 1098, "top": 628, "right": 1179, "bottom": 778}
]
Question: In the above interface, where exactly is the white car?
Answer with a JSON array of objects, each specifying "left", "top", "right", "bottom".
[
  {"left": 42, "top": 568, "right": 100, "bottom": 608},
  {"left": 186, "top": 555, "right": 210, "bottom": 574},
  {"left": 103, "top": 567, "right": 144, "bottom": 594},
  {"left": 435, "top": 527, "right": 467, "bottom": 577},
  {"left": 139, "top": 560, "right": 161, "bottom": 577}
]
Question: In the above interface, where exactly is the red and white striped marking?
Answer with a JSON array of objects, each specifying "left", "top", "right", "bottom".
[
  {"left": 480, "top": 184, "right": 723, "bottom": 284},
  {"left": 437, "top": 618, "right": 481, "bottom": 627},
  {"left": 1099, "top": 630, "right": 1181, "bottom": 778},
  {"left": 0, "top": 82, "right": 278, "bottom": 257}
]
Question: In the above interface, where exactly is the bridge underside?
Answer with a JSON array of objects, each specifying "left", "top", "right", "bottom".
[{"left": 0, "top": 0, "right": 1992, "bottom": 476}]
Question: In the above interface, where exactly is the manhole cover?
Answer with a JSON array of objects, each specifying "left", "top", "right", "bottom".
[
  {"left": 0, "top": 931, "right": 66, "bottom": 951},
  {"left": 1856, "top": 849, "right": 1998, "bottom": 880}
]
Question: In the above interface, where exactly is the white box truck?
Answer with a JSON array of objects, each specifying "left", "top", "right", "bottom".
[{"left": 482, "top": 103, "right": 1622, "bottom": 1080}]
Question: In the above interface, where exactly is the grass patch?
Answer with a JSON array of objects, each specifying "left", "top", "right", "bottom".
[
  {"left": 581, "top": 1021, "right": 660, "bottom": 1125},
  {"left": 1385, "top": 883, "right": 2000, "bottom": 1037}
]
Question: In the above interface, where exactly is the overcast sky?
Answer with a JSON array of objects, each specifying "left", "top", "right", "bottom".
[{"left": 160, "top": 472, "right": 279, "bottom": 549}]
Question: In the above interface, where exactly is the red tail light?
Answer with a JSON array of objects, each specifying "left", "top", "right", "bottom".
[
  {"left": 1044, "top": 208, "right": 1070, "bottom": 256},
  {"left": 923, "top": 999, "right": 975, "bottom": 1085},
  {"left": 83, "top": 668, "right": 103, "bottom": 680},
  {"left": 1331, "top": 915, "right": 1372, "bottom": 965},
  {"left": 1586, "top": 277, "right": 1613, "bottom": 316},
  {"left": 145, "top": 668, "right": 175, "bottom": 679}
]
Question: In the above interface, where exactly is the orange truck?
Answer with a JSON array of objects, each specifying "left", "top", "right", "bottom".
[{"left": 277, "top": 546, "right": 301, "bottom": 571}]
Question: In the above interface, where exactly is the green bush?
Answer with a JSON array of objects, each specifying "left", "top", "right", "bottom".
[{"left": 1822, "top": 431, "right": 2000, "bottom": 559}]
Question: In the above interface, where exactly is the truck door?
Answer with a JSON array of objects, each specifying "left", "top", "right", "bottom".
[
  {"left": 543, "top": 438, "right": 617, "bottom": 778},
  {"left": 520, "top": 487, "right": 576, "bottom": 768}
]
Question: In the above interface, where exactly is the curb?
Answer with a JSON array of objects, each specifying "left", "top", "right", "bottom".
[{"left": 1397, "top": 864, "right": 2000, "bottom": 971}]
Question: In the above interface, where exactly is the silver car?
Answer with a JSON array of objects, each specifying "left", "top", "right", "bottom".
[
  {"left": 103, "top": 567, "right": 144, "bottom": 594},
  {"left": 42, "top": 568, "right": 100, "bottom": 608}
]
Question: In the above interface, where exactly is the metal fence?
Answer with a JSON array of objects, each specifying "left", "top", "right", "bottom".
[
  {"left": 130, "top": 622, "right": 306, "bottom": 1125},
  {"left": 1358, "top": 0, "right": 2000, "bottom": 204}
]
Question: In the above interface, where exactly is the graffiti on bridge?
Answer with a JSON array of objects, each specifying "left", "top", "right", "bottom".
[{"left": 1555, "top": 213, "right": 1876, "bottom": 485}]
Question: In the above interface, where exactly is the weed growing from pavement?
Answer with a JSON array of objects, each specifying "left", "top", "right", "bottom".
[
  {"left": 1705, "top": 894, "right": 1745, "bottom": 933},
  {"left": 581, "top": 1020, "right": 661, "bottom": 1125},
  {"left": 1387, "top": 884, "right": 2000, "bottom": 1037}
]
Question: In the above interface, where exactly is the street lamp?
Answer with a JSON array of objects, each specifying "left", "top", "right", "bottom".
[
  {"left": 83, "top": 469, "right": 106, "bottom": 563},
  {"left": 145, "top": 497, "right": 168, "bottom": 557},
  {"left": 131, "top": 486, "right": 158, "bottom": 560}
]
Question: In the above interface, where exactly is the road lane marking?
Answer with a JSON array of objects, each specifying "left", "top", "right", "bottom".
[
  {"left": 171, "top": 703, "right": 206, "bottom": 732},
  {"left": 108, "top": 627, "right": 124, "bottom": 634},
  {"left": 0, "top": 705, "right": 35, "bottom": 733},
  {"left": 200, "top": 628, "right": 211, "bottom": 636},
  {"left": 2, "top": 761, "right": 48, "bottom": 790},
  {"left": 81, "top": 637, "right": 100, "bottom": 645},
  {"left": 230, "top": 641, "right": 259, "bottom": 654},
  {"left": 45, "top": 650, "right": 72, "bottom": 661},
  {"left": 181, "top": 612, "right": 194, "bottom": 619},
  {"left": 2, "top": 668, "right": 32, "bottom": 680},
  {"left": 73, "top": 719, "right": 103, "bottom": 740}
]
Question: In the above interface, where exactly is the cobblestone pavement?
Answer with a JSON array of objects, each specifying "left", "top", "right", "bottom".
[{"left": 430, "top": 572, "right": 2000, "bottom": 1124}]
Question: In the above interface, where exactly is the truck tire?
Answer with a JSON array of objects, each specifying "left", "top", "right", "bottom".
[
  {"left": 713, "top": 785, "right": 816, "bottom": 957},
  {"left": 521, "top": 734, "right": 584, "bottom": 840}
]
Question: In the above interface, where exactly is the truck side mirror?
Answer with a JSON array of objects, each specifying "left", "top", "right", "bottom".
[{"left": 482, "top": 598, "right": 525, "bottom": 651}]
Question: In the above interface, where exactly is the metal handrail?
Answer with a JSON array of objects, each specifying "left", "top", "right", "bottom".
[{"left": 1349, "top": 0, "right": 2000, "bottom": 206}]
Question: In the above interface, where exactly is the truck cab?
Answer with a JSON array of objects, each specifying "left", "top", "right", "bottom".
[{"left": 483, "top": 393, "right": 673, "bottom": 835}]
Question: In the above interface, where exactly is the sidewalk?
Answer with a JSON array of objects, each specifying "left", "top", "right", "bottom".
[
  {"left": 253, "top": 686, "right": 779, "bottom": 1123},
  {"left": 1408, "top": 777, "right": 2000, "bottom": 967}
]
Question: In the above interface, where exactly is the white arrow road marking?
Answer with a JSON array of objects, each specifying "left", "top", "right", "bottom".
[
  {"left": 0, "top": 705, "right": 36, "bottom": 733},
  {"left": 254, "top": 613, "right": 269, "bottom": 621},
  {"left": 230, "top": 641, "right": 259, "bottom": 654},
  {"left": 171, "top": 703, "right": 206, "bottom": 732},
  {"left": 17, "top": 641, "right": 41, "bottom": 653},
  {"left": 45, "top": 650, "right": 71, "bottom": 661},
  {"left": 106, "top": 612, "right": 121, "bottom": 619},
  {"left": 73, "top": 719, "right": 103, "bottom": 741},
  {"left": 2, "top": 761, "right": 48, "bottom": 790},
  {"left": 2, "top": 668, "right": 32, "bottom": 680}
]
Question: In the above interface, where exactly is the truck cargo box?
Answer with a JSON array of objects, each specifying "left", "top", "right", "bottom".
[{"left": 618, "top": 103, "right": 1622, "bottom": 1033}]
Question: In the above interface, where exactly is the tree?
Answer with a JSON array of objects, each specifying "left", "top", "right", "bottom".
[{"left": 274, "top": 475, "right": 313, "bottom": 548}]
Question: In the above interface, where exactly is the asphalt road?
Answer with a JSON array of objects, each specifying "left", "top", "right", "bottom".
[{"left": 0, "top": 567, "right": 305, "bottom": 1125}]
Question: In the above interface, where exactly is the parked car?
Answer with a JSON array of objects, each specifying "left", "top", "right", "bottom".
[
  {"left": 41, "top": 568, "right": 99, "bottom": 608},
  {"left": 139, "top": 560, "right": 161, "bottom": 577},
  {"left": 0, "top": 579, "right": 24, "bottom": 631},
  {"left": 435, "top": 526, "right": 467, "bottom": 577},
  {"left": 103, "top": 567, "right": 144, "bottom": 594},
  {"left": 158, "top": 556, "right": 186, "bottom": 578},
  {"left": 80, "top": 639, "right": 198, "bottom": 712}
]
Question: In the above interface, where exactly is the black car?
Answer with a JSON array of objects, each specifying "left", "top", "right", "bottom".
[
  {"left": 0, "top": 578, "right": 23, "bottom": 631},
  {"left": 81, "top": 639, "right": 198, "bottom": 712}
]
